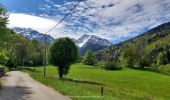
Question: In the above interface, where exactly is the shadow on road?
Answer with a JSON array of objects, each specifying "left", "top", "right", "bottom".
[{"left": 0, "top": 86, "right": 33, "bottom": 100}]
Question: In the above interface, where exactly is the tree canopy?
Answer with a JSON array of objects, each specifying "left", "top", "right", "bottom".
[
  {"left": 48, "top": 37, "right": 78, "bottom": 79},
  {"left": 82, "top": 49, "right": 97, "bottom": 65}
]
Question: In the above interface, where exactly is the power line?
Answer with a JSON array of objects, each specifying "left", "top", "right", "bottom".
[
  {"left": 42, "top": 0, "right": 98, "bottom": 78},
  {"left": 53, "top": 0, "right": 98, "bottom": 33},
  {"left": 67, "top": 0, "right": 98, "bottom": 34},
  {"left": 44, "top": 0, "right": 81, "bottom": 34},
  {"left": 74, "top": 0, "right": 98, "bottom": 17}
]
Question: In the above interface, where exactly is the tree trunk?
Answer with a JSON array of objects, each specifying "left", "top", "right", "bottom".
[{"left": 58, "top": 68, "right": 63, "bottom": 80}]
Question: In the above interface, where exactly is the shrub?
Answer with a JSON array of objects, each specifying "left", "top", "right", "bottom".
[
  {"left": 103, "top": 61, "right": 122, "bottom": 70},
  {"left": 157, "top": 52, "right": 168, "bottom": 66},
  {"left": 0, "top": 65, "right": 9, "bottom": 72},
  {"left": 158, "top": 64, "right": 170, "bottom": 74},
  {"left": 4, "top": 67, "right": 9, "bottom": 72}
]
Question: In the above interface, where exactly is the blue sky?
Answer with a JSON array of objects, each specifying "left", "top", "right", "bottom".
[{"left": 1, "top": 0, "right": 170, "bottom": 43}]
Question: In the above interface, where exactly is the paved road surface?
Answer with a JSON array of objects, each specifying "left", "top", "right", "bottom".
[{"left": 0, "top": 71, "right": 71, "bottom": 100}]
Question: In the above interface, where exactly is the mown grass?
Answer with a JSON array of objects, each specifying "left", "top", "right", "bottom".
[{"left": 23, "top": 63, "right": 170, "bottom": 100}]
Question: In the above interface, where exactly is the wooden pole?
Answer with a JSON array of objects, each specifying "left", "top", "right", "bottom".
[
  {"left": 101, "top": 86, "right": 104, "bottom": 96},
  {"left": 44, "top": 34, "right": 47, "bottom": 78}
]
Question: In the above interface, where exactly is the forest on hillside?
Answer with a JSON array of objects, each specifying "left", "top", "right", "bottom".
[{"left": 96, "top": 22, "right": 170, "bottom": 73}]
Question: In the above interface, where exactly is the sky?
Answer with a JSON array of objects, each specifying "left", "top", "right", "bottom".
[{"left": 0, "top": 0, "right": 170, "bottom": 43}]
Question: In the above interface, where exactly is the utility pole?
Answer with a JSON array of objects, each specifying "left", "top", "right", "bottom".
[{"left": 44, "top": 34, "right": 47, "bottom": 78}]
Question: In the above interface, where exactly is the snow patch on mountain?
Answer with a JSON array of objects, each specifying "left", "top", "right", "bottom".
[
  {"left": 75, "top": 35, "right": 112, "bottom": 48},
  {"left": 12, "top": 27, "right": 54, "bottom": 43}
]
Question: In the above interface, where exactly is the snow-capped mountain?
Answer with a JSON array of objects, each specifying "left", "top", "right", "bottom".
[
  {"left": 75, "top": 35, "right": 112, "bottom": 56},
  {"left": 12, "top": 27, "right": 112, "bottom": 55},
  {"left": 13, "top": 27, "right": 54, "bottom": 43}
]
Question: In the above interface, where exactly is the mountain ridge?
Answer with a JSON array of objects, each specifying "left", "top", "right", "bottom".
[
  {"left": 13, "top": 27, "right": 54, "bottom": 43},
  {"left": 12, "top": 27, "right": 112, "bottom": 56},
  {"left": 75, "top": 35, "right": 112, "bottom": 56}
]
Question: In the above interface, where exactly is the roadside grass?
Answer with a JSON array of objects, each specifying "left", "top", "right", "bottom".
[{"left": 23, "top": 63, "right": 170, "bottom": 100}]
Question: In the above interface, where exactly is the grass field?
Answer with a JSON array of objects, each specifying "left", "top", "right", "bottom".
[{"left": 23, "top": 63, "right": 170, "bottom": 100}]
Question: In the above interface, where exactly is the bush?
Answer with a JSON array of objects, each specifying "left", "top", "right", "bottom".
[
  {"left": 157, "top": 52, "right": 168, "bottom": 66},
  {"left": 158, "top": 64, "right": 170, "bottom": 74},
  {"left": 4, "top": 67, "right": 9, "bottom": 72},
  {"left": 103, "top": 61, "right": 122, "bottom": 70},
  {"left": 0, "top": 65, "right": 9, "bottom": 72}
]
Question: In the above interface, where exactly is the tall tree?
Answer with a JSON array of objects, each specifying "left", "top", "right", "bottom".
[
  {"left": 82, "top": 49, "right": 97, "bottom": 65},
  {"left": 28, "top": 39, "right": 43, "bottom": 65},
  {"left": 120, "top": 48, "right": 134, "bottom": 68},
  {"left": 0, "top": 4, "right": 8, "bottom": 27},
  {"left": 0, "top": 5, "right": 10, "bottom": 50},
  {"left": 48, "top": 38, "right": 78, "bottom": 80}
]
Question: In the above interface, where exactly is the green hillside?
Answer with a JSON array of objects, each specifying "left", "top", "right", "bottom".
[{"left": 96, "top": 22, "right": 170, "bottom": 68}]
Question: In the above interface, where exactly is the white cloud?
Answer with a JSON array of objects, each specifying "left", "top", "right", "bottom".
[
  {"left": 7, "top": 0, "right": 170, "bottom": 42},
  {"left": 8, "top": 13, "right": 63, "bottom": 34},
  {"left": 70, "top": 0, "right": 170, "bottom": 41}
]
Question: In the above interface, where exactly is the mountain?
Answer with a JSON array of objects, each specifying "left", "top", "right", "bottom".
[
  {"left": 13, "top": 27, "right": 112, "bottom": 56},
  {"left": 75, "top": 35, "right": 112, "bottom": 56},
  {"left": 96, "top": 22, "right": 170, "bottom": 62},
  {"left": 12, "top": 27, "right": 54, "bottom": 43}
]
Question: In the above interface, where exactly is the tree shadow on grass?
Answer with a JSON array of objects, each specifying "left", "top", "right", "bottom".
[
  {"left": 0, "top": 86, "right": 33, "bottom": 100},
  {"left": 131, "top": 67, "right": 163, "bottom": 74},
  {"left": 63, "top": 78, "right": 105, "bottom": 86},
  {"left": 22, "top": 67, "right": 41, "bottom": 73}
]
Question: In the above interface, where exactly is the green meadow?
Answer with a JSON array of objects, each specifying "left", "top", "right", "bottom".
[{"left": 23, "top": 63, "right": 170, "bottom": 100}]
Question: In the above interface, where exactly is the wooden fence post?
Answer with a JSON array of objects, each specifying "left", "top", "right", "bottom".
[{"left": 101, "top": 86, "right": 104, "bottom": 96}]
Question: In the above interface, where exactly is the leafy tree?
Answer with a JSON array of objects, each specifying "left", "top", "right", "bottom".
[
  {"left": 48, "top": 38, "right": 78, "bottom": 80},
  {"left": 120, "top": 48, "right": 134, "bottom": 68},
  {"left": 15, "top": 35, "right": 29, "bottom": 68},
  {"left": 0, "top": 5, "right": 11, "bottom": 50},
  {"left": 0, "top": 4, "right": 8, "bottom": 27},
  {"left": 28, "top": 39, "right": 43, "bottom": 66},
  {"left": 157, "top": 52, "right": 168, "bottom": 66},
  {"left": 133, "top": 40, "right": 151, "bottom": 68},
  {"left": 0, "top": 50, "right": 9, "bottom": 65},
  {"left": 82, "top": 49, "right": 97, "bottom": 65},
  {"left": 6, "top": 35, "right": 29, "bottom": 68},
  {"left": 0, "top": 5, "right": 15, "bottom": 67}
]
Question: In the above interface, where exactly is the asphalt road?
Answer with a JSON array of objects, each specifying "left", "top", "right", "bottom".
[{"left": 0, "top": 71, "right": 70, "bottom": 100}]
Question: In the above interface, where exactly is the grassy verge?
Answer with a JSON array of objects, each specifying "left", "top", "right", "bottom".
[{"left": 23, "top": 63, "right": 170, "bottom": 100}]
